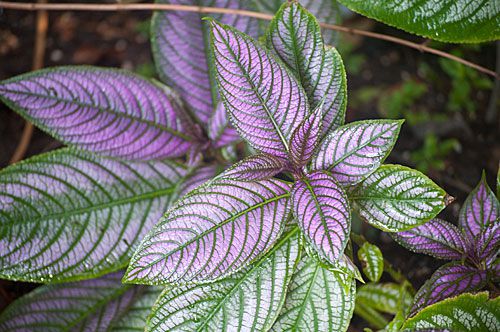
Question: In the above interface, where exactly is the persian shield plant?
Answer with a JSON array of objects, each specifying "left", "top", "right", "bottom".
[{"left": 0, "top": 1, "right": 452, "bottom": 331}]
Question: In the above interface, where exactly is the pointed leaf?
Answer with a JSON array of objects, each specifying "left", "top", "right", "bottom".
[
  {"left": 312, "top": 120, "right": 403, "bottom": 186},
  {"left": 177, "top": 164, "right": 220, "bottom": 198},
  {"left": 0, "top": 67, "right": 196, "bottom": 160},
  {"left": 403, "top": 292, "right": 500, "bottom": 332},
  {"left": 221, "top": 153, "right": 287, "bottom": 182},
  {"left": 391, "top": 218, "right": 468, "bottom": 260},
  {"left": 267, "top": 2, "right": 347, "bottom": 134},
  {"left": 152, "top": 0, "right": 258, "bottom": 124},
  {"left": 125, "top": 178, "right": 292, "bottom": 284},
  {"left": 271, "top": 256, "right": 355, "bottom": 332},
  {"left": 356, "top": 283, "right": 413, "bottom": 315},
  {"left": 289, "top": 106, "right": 323, "bottom": 167},
  {"left": 0, "top": 148, "right": 186, "bottom": 283},
  {"left": 210, "top": 20, "right": 309, "bottom": 159},
  {"left": 208, "top": 102, "right": 240, "bottom": 148},
  {"left": 292, "top": 171, "right": 351, "bottom": 265},
  {"left": 350, "top": 165, "right": 447, "bottom": 232},
  {"left": 475, "top": 222, "right": 500, "bottom": 262},
  {"left": 146, "top": 228, "right": 299, "bottom": 332},
  {"left": 254, "top": 0, "right": 341, "bottom": 45},
  {"left": 410, "top": 263, "right": 488, "bottom": 316},
  {"left": 0, "top": 272, "right": 148, "bottom": 331},
  {"left": 338, "top": 0, "right": 500, "bottom": 43},
  {"left": 459, "top": 174, "right": 499, "bottom": 242},
  {"left": 357, "top": 242, "right": 384, "bottom": 282}
]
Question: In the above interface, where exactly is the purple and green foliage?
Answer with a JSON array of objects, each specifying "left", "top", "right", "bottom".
[
  {"left": 0, "top": 1, "right": 455, "bottom": 331},
  {"left": 393, "top": 173, "right": 500, "bottom": 316}
]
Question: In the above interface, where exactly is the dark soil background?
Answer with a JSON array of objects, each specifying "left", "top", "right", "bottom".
[{"left": 0, "top": 1, "right": 498, "bottom": 330}]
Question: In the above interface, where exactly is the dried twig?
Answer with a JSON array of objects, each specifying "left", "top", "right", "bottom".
[{"left": 0, "top": 1, "right": 496, "bottom": 77}]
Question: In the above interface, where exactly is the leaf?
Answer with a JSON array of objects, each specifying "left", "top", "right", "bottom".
[
  {"left": 312, "top": 120, "right": 403, "bottom": 186},
  {"left": 125, "top": 177, "right": 292, "bottom": 285},
  {"left": 146, "top": 228, "right": 299, "bottom": 332},
  {"left": 475, "top": 222, "right": 500, "bottom": 262},
  {"left": 357, "top": 242, "right": 383, "bottom": 282},
  {"left": 350, "top": 164, "right": 447, "bottom": 232},
  {"left": 338, "top": 0, "right": 500, "bottom": 43},
  {"left": 271, "top": 256, "right": 355, "bottom": 332},
  {"left": 208, "top": 102, "right": 240, "bottom": 148},
  {"left": 0, "top": 148, "right": 186, "bottom": 283},
  {"left": 221, "top": 153, "right": 287, "bottom": 182},
  {"left": 403, "top": 292, "right": 500, "bottom": 332},
  {"left": 410, "top": 262, "right": 487, "bottom": 316},
  {"left": 292, "top": 171, "right": 351, "bottom": 265},
  {"left": 459, "top": 174, "right": 499, "bottom": 242},
  {"left": 289, "top": 106, "right": 323, "bottom": 167},
  {"left": 356, "top": 283, "right": 413, "bottom": 315},
  {"left": 0, "top": 272, "right": 159, "bottom": 331},
  {"left": 210, "top": 20, "right": 309, "bottom": 159},
  {"left": 253, "top": 0, "right": 341, "bottom": 45},
  {"left": 151, "top": 0, "right": 258, "bottom": 124},
  {"left": 391, "top": 218, "right": 468, "bottom": 260},
  {"left": 0, "top": 67, "right": 197, "bottom": 160},
  {"left": 266, "top": 2, "right": 347, "bottom": 135},
  {"left": 177, "top": 164, "right": 220, "bottom": 198}
]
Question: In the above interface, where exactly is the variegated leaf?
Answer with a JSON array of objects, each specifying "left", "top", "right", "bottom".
[
  {"left": 177, "top": 164, "right": 220, "bottom": 198},
  {"left": 391, "top": 218, "right": 468, "bottom": 261},
  {"left": 410, "top": 263, "right": 487, "bottom": 316},
  {"left": 152, "top": 0, "right": 258, "bottom": 124},
  {"left": 312, "top": 120, "right": 403, "bottom": 186},
  {"left": 221, "top": 153, "right": 287, "bottom": 182},
  {"left": 0, "top": 148, "right": 186, "bottom": 283},
  {"left": 146, "top": 228, "right": 299, "bottom": 332},
  {"left": 0, "top": 272, "right": 157, "bottom": 331},
  {"left": 292, "top": 171, "right": 351, "bottom": 265},
  {"left": 459, "top": 174, "right": 499, "bottom": 242},
  {"left": 208, "top": 102, "right": 240, "bottom": 148},
  {"left": 271, "top": 256, "right": 355, "bottom": 332},
  {"left": 0, "top": 67, "right": 197, "bottom": 160},
  {"left": 253, "top": 0, "right": 341, "bottom": 45},
  {"left": 356, "top": 283, "right": 413, "bottom": 315},
  {"left": 289, "top": 106, "right": 323, "bottom": 167},
  {"left": 350, "top": 165, "right": 447, "bottom": 232},
  {"left": 125, "top": 178, "right": 292, "bottom": 284},
  {"left": 475, "top": 222, "right": 500, "bottom": 262},
  {"left": 267, "top": 2, "right": 347, "bottom": 134},
  {"left": 210, "top": 20, "right": 309, "bottom": 159},
  {"left": 357, "top": 242, "right": 383, "bottom": 282},
  {"left": 403, "top": 292, "right": 500, "bottom": 331}
]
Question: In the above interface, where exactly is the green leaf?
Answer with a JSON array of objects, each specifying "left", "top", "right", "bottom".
[
  {"left": 357, "top": 243, "right": 384, "bottom": 282},
  {"left": 356, "top": 283, "right": 413, "bottom": 315},
  {"left": 403, "top": 292, "right": 500, "bottom": 331},
  {"left": 338, "top": 0, "right": 500, "bottom": 43},
  {"left": 271, "top": 256, "right": 355, "bottom": 332},
  {"left": 0, "top": 272, "right": 161, "bottom": 331},
  {"left": 0, "top": 148, "right": 186, "bottom": 283},
  {"left": 350, "top": 164, "right": 447, "bottom": 232},
  {"left": 145, "top": 228, "right": 300, "bottom": 331}
]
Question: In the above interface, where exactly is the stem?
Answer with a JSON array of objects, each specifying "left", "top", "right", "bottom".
[
  {"left": 354, "top": 302, "right": 389, "bottom": 329},
  {"left": 0, "top": 1, "right": 496, "bottom": 77}
]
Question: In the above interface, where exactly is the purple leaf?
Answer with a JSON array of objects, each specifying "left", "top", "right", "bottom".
[
  {"left": 267, "top": 2, "right": 347, "bottom": 135},
  {"left": 177, "top": 164, "right": 220, "bottom": 198},
  {"left": 292, "top": 171, "right": 350, "bottom": 265},
  {"left": 392, "top": 219, "right": 468, "bottom": 261},
  {"left": 474, "top": 222, "right": 500, "bottom": 262},
  {"left": 210, "top": 20, "right": 309, "bottom": 159},
  {"left": 125, "top": 178, "right": 292, "bottom": 284},
  {"left": 221, "top": 154, "right": 287, "bottom": 182},
  {"left": 312, "top": 120, "right": 403, "bottom": 186},
  {"left": 152, "top": 0, "right": 258, "bottom": 124},
  {"left": 208, "top": 102, "right": 240, "bottom": 148},
  {"left": 459, "top": 174, "right": 499, "bottom": 242},
  {"left": 289, "top": 106, "right": 323, "bottom": 168},
  {"left": 410, "top": 263, "right": 487, "bottom": 316},
  {"left": 0, "top": 148, "right": 187, "bottom": 283},
  {"left": 0, "top": 67, "right": 197, "bottom": 160}
]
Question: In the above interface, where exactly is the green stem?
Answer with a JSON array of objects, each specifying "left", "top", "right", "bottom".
[{"left": 354, "top": 301, "right": 389, "bottom": 330}]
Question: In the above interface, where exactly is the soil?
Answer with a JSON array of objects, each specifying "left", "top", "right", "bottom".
[{"left": 0, "top": 3, "right": 498, "bottom": 330}]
